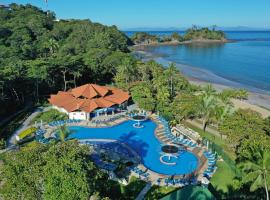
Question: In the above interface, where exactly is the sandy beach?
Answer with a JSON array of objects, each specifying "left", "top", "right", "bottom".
[
  {"left": 188, "top": 77, "right": 270, "bottom": 118},
  {"left": 134, "top": 49, "right": 270, "bottom": 118}
]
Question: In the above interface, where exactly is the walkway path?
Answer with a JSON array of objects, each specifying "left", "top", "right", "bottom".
[
  {"left": 8, "top": 106, "right": 52, "bottom": 146},
  {"left": 135, "top": 182, "right": 152, "bottom": 200},
  {"left": 186, "top": 119, "right": 221, "bottom": 138}
]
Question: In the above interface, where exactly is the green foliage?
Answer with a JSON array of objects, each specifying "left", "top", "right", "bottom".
[
  {"left": 145, "top": 186, "right": 176, "bottom": 200},
  {"left": 56, "top": 125, "right": 71, "bottom": 142},
  {"left": 238, "top": 149, "right": 270, "bottom": 199},
  {"left": 114, "top": 57, "right": 138, "bottom": 89},
  {"left": 0, "top": 109, "right": 33, "bottom": 140},
  {"left": 131, "top": 32, "right": 158, "bottom": 44},
  {"left": 0, "top": 138, "right": 6, "bottom": 149},
  {"left": 219, "top": 89, "right": 248, "bottom": 101},
  {"left": 264, "top": 117, "right": 270, "bottom": 136},
  {"left": 219, "top": 109, "right": 270, "bottom": 160},
  {"left": 0, "top": 141, "right": 109, "bottom": 200},
  {"left": 31, "top": 109, "right": 68, "bottom": 124},
  {"left": 171, "top": 93, "right": 199, "bottom": 121},
  {"left": 210, "top": 161, "right": 237, "bottom": 194},
  {"left": 171, "top": 32, "right": 183, "bottom": 41},
  {"left": 130, "top": 82, "right": 155, "bottom": 111},
  {"left": 184, "top": 26, "right": 226, "bottom": 41},
  {"left": 0, "top": 4, "right": 131, "bottom": 117}
]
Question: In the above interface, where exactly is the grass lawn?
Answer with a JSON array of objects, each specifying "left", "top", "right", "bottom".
[
  {"left": 30, "top": 109, "right": 68, "bottom": 125},
  {"left": 210, "top": 161, "right": 236, "bottom": 194},
  {"left": 106, "top": 176, "right": 147, "bottom": 200},
  {"left": 145, "top": 185, "right": 177, "bottom": 200}
]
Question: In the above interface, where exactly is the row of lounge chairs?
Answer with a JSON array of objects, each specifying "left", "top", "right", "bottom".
[
  {"left": 35, "top": 129, "right": 46, "bottom": 136},
  {"left": 131, "top": 166, "right": 150, "bottom": 179},
  {"left": 48, "top": 119, "right": 81, "bottom": 127},
  {"left": 36, "top": 135, "right": 50, "bottom": 144},
  {"left": 161, "top": 177, "right": 197, "bottom": 187},
  {"left": 203, "top": 151, "right": 217, "bottom": 177},
  {"left": 156, "top": 116, "right": 197, "bottom": 148}
]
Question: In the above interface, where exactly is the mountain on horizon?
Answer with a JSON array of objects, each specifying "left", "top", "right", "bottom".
[{"left": 121, "top": 26, "right": 270, "bottom": 32}]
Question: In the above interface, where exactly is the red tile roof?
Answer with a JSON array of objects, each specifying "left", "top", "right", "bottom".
[{"left": 48, "top": 84, "right": 130, "bottom": 113}]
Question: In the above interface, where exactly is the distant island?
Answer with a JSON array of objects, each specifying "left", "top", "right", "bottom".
[{"left": 130, "top": 26, "right": 227, "bottom": 46}]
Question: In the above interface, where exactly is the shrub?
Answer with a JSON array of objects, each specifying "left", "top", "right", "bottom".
[{"left": 0, "top": 139, "right": 6, "bottom": 150}]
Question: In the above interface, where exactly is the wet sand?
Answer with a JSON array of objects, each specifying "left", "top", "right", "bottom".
[{"left": 133, "top": 50, "right": 270, "bottom": 118}]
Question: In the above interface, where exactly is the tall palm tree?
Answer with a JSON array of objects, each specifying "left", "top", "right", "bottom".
[
  {"left": 197, "top": 94, "right": 217, "bottom": 132},
  {"left": 203, "top": 84, "right": 216, "bottom": 96},
  {"left": 239, "top": 150, "right": 270, "bottom": 200},
  {"left": 165, "top": 63, "right": 178, "bottom": 98},
  {"left": 214, "top": 104, "right": 234, "bottom": 138}
]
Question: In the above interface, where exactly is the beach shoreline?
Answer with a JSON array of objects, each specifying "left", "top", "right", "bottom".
[
  {"left": 130, "top": 39, "right": 231, "bottom": 49},
  {"left": 133, "top": 49, "right": 270, "bottom": 117}
]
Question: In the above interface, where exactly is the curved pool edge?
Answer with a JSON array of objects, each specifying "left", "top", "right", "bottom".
[{"left": 68, "top": 119, "right": 201, "bottom": 176}]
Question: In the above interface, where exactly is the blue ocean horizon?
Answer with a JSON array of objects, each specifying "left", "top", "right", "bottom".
[{"left": 126, "top": 31, "right": 270, "bottom": 93}]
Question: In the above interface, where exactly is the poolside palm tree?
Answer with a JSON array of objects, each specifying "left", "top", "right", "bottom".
[
  {"left": 57, "top": 125, "right": 71, "bottom": 142},
  {"left": 239, "top": 150, "right": 270, "bottom": 200}
]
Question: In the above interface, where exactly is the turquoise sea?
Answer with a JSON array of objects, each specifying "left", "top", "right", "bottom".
[{"left": 126, "top": 31, "right": 270, "bottom": 93}]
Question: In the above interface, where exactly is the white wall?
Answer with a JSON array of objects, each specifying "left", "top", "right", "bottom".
[
  {"left": 52, "top": 105, "right": 68, "bottom": 114},
  {"left": 68, "top": 111, "right": 88, "bottom": 120}
]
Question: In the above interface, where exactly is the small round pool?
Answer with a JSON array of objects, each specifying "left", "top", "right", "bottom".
[{"left": 69, "top": 119, "right": 198, "bottom": 175}]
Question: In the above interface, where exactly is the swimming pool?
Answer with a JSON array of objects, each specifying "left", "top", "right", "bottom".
[{"left": 69, "top": 119, "right": 198, "bottom": 175}]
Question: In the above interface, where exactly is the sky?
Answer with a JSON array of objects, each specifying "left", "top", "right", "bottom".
[{"left": 2, "top": 0, "right": 270, "bottom": 30}]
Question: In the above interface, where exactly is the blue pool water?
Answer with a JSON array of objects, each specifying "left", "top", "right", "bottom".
[{"left": 69, "top": 119, "right": 198, "bottom": 175}]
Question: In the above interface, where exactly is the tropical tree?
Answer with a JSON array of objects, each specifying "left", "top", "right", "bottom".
[
  {"left": 171, "top": 93, "right": 199, "bottom": 122},
  {"left": 202, "top": 84, "right": 216, "bottom": 96},
  {"left": 26, "top": 59, "right": 48, "bottom": 102},
  {"left": 219, "top": 109, "right": 266, "bottom": 150},
  {"left": 196, "top": 94, "right": 217, "bottom": 132},
  {"left": 239, "top": 149, "right": 270, "bottom": 200},
  {"left": 130, "top": 82, "right": 156, "bottom": 111},
  {"left": 47, "top": 38, "right": 59, "bottom": 56},
  {"left": 164, "top": 63, "right": 178, "bottom": 98},
  {"left": 0, "top": 141, "right": 109, "bottom": 200},
  {"left": 57, "top": 125, "right": 71, "bottom": 142},
  {"left": 114, "top": 57, "right": 137, "bottom": 89},
  {"left": 156, "top": 85, "right": 170, "bottom": 114},
  {"left": 214, "top": 104, "right": 234, "bottom": 138}
]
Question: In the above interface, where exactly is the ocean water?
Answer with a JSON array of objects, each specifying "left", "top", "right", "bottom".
[{"left": 126, "top": 31, "right": 270, "bottom": 93}]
